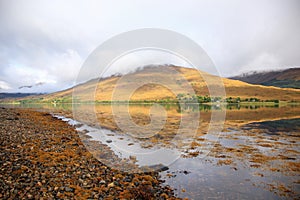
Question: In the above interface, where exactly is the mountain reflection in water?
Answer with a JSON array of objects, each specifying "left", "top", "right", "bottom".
[{"left": 3, "top": 103, "right": 300, "bottom": 199}]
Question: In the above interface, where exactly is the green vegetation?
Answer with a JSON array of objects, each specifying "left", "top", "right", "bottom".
[
  {"left": 262, "top": 80, "right": 300, "bottom": 89},
  {"left": 1, "top": 93, "right": 296, "bottom": 106},
  {"left": 175, "top": 93, "right": 281, "bottom": 105},
  {"left": 50, "top": 97, "right": 72, "bottom": 104}
]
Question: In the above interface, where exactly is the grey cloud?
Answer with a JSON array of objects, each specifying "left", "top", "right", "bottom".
[
  {"left": 0, "top": 0, "right": 299, "bottom": 92},
  {"left": 18, "top": 82, "right": 45, "bottom": 89}
]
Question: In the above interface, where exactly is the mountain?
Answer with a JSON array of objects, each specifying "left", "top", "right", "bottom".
[
  {"left": 8, "top": 65, "right": 300, "bottom": 103},
  {"left": 230, "top": 68, "right": 300, "bottom": 89},
  {"left": 0, "top": 93, "right": 44, "bottom": 99}
]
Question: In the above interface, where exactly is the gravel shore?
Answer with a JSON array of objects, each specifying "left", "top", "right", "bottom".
[{"left": 0, "top": 107, "right": 179, "bottom": 199}]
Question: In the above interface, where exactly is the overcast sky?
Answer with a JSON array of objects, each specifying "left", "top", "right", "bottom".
[{"left": 0, "top": 0, "right": 299, "bottom": 93}]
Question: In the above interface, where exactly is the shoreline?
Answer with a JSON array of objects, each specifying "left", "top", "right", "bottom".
[{"left": 0, "top": 107, "right": 179, "bottom": 199}]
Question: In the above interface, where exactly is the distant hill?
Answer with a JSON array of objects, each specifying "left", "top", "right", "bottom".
[
  {"left": 13, "top": 65, "right": 300, "bottom": 103},
  {"left": 0, "top": 93, "right": 44, "bottom": 99},
  {"left": 230, "top": 68, "right": 300, "bottom": 89}
]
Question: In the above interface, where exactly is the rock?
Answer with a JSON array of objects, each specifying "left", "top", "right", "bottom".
[
  {"left": 113, "top": 181, "right": 120, "bottom": 187},
  {"left": 123, "top": 176, "right": 132, "bottom": 182},
  {"left": 160, "top": 193, "right": 169, "bottom": 199},
  {"left": 108, "top": 182, "right": 114, "bottom": 188},
  {"left": 56, "top": 191, "right": 62, "bottom": 197},
  {"left": 0, "top": 108, "right": 178, "bottom": 200},
  {"left": 147, "top": 164, "right": 169, "bottom": 172},
  {"left": 65, "top": 187, "right": 74, "bottom": 192},
  {"left": 129, "top": 155, "right": 137, "bottom": 161}
]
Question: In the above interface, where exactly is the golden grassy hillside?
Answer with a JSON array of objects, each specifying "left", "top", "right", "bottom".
[{"left": 37, "top": 65, "right": 300, "bottom": 102}]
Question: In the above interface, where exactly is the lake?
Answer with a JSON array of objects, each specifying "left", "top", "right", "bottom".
[{"left": 3, "top": 103, "right": 300, "bottom": 199}]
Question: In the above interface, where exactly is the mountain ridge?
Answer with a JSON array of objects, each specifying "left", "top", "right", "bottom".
[
  {"left": 0, "top": 93, "right": 45, "bottom": 99},
  {"left": 3, "top": 65, "right": 300, "bottom": 103},
  {"left": 230, "top": 68, "right": 300, "bottom": 89}
]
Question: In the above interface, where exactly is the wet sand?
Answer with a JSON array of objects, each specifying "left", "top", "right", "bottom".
[{"left": 0, "top": 107, "right": 179, "bottom": 199}]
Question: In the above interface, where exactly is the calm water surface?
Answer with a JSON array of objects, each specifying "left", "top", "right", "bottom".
[{"left": 3, "top": 103, "right": 300, "bottom": 199}]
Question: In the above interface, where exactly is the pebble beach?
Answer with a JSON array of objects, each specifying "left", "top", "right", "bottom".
[{"left": 0, "top": 107, "right": 179, "bottom": 199}]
